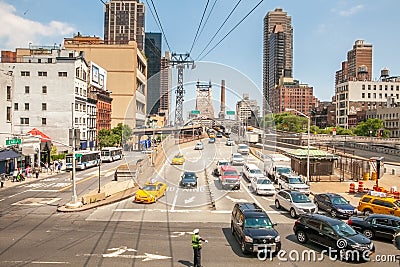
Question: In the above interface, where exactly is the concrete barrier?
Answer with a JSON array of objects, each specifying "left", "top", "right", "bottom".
[{"left": 81, "top": 192, "right": 106, "bottom": 205}]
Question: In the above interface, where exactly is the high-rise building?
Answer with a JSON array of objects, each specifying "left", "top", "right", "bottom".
[
  {"left": 263, "top": 8, "right": 293, "bottom": 112},
  {"left": 336, "top": 40, "right": 373, "bottom": 85},
  {"left": 236, "top": 94, "right": 260, "bottom": 127},
  {"left": 145, "top": 32, "right": 162, "bottom": 115},
  {"left": 104, "top": 0, "right": 145, "bottom": 51},
  {"left": 159, "top": 51, "right": 171, "bottom": 124}
]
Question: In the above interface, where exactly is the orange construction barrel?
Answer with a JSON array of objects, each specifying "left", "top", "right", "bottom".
[
  {"left": 358, "top": 181, "right": 364, "bottom": 193},
  {"left": 349, "top": 183, "right": 356, "bottom": 194}
]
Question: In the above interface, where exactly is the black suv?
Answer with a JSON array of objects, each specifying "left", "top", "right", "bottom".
[
  {"left": 231, "top": 202, "right": 281, "bottom": 255},
  {"left": 293, "top": 213, "right": 375, "bottom": 261},
  {"left": 348, "top": 214, "right": 400, "bottom": 241}
]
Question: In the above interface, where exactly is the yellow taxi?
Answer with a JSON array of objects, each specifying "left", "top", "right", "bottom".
[
  {"left": 209, "top": 133, "right": 215, "bottom": 138},
  {"left": 357, "top": 193, "right": 400, "bottom": 216},
  {"left": 171, "top": 153, "right": 185, "bottom": 165},
  {"left": 134, "top": 181, "right": 167, "bottom": 203}
]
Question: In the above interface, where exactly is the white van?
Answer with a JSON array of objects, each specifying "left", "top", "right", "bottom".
[
  {"left": 242, "top": 163, "right": 264, "bottom": 180},
  {"left": 263, "top": 154, "right": 292, "bottom": 182}
]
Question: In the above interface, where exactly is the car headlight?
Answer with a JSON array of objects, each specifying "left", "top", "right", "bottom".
[
  {"left": 275, "top": 235, "right": 280, "bottom": 242},
  {"left": 244, "top": 236, "right": 253, "bottom": 243},
  {"left": 337, "top": 209, "right": 345, "bottom": 213}
]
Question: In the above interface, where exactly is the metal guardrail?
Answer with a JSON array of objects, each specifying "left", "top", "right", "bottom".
[{"left": 204, "top": 167, "right": 216, "bottom": 210}]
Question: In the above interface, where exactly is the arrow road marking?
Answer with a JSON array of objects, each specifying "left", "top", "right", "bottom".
[
  {"left": 81, "top": 246, "right": 171, "bottom": 262},
  {"left": 184, "top": 196, "right": 195, "bottom": 204},
  {"left": 170, "top": 231, "right": 193, "bottom": 238},
  {"left": 225, "top": 195, "right": 248, "bottom": 203}
]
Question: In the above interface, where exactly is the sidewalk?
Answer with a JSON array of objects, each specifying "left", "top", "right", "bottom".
[
  {"left": 310, "top": 173, "right": 400, "bottom": 205},
  {"left": 0, "top": 170, "right": 62, "bottom": 190}
]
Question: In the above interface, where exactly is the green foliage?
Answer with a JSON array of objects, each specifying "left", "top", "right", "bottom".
[
  {"left": 353, "top": 118, "right": 384, "bottom": 137},
  {"left": 98, "top": 124, "right": 133, "bottom": 148},
  {"left": 272, "top": 112, "right": 308, "bottom": 133}
]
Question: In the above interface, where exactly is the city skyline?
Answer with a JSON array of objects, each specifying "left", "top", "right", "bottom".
[{"left": 0, "top": 1, "right": 400, "bottom": 102}]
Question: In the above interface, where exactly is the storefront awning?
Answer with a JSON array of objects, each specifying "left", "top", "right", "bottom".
[
  {"left": 27, "top": 128, "right": 51, "bottom": 142},
  {"left": 0, "top": 149, "right": 21, "bottom": 161}
]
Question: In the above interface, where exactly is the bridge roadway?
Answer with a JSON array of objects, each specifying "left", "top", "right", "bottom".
[{"left": 0, "top": 137, "right": 398, "bottom": 266}]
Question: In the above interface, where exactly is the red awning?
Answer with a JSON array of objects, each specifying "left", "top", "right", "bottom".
[{"left": 27, "top": 128, "right": 51, "bottom": 143}]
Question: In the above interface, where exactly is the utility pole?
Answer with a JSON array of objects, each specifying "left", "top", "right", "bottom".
[{"left": 169, "top": 53, "right": 194, "bottom": 126}]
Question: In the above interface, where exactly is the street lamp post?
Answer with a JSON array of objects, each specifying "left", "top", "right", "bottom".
[{"left": 286, "top": 108, "right": 310, "bottom": 183}]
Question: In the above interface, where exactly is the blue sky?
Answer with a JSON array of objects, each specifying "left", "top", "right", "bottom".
[{"left": 1, "top": 0, "right": 400, "bottom": 105}]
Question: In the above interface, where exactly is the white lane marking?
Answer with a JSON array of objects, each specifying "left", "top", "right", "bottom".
[
  {"left": 184, "top": 196, "right": 195, "bottom": 204},
  {"left": 170, "top": 188, "right": 179, "bottom": 212},
  {"left": 0, "top": 199, "right": 5, "bottom": 202},
  {"left": 27, "top": 189, "right": 60, "bottom": 192},
  {"left": 241, "top": 179, "right": 271, "bottom": 212},
  {"left": 2, "top": 261, "right": 70, "bottom": 265},
  {"left": 7, "top": 190, "right": 30, "bottom": 199},
  {"left": 225, "top": 195, "right": 248, "bottom": 203},
  {"left": 113, "top": 208, "right": 287, "bottom": 214}
]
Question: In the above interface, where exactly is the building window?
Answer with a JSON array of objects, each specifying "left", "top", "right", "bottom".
[
  {"left": 38, "top": 71, "right": 47, "bottom": 77},
  {"left": 42, "top": 86, "right": 47, "bottom": 94},
  {"left": 25, "top": 86, "right": 30, "bottom": 94},
  {"left": 6, "top": 107, "right": 11, "bottom": 122},
  {"left": 20, "top": 118, "right": 29, "bottom": 125},
  {"left": 25, "top": 103, "right": 29, "bottom": 110},
  {"left": 58, "top": 72, "right": 68, "bottom": 77},
  {"left": 42, "top": 118, "right": 47, "bottom": 125},
  {"left": 42, "top": 103, "right": 47, "bottom": 111},
  {"left": 368, "top": 85, "right": 371, "bottom": 90},
  {"left": 362, "top": 85, "right": 365, "bottom": 90},
  {"left": 14, "top": 103, "right": 18, "bottom": 110},
  {"left": 48, "top": 58, "right": 52, "bottom": 63},
  {"left": 368, "top": 93, "right": 371, "bottom": 98},
  {"left": 75, "top": 87, "right": 79, "bottom": 94},
  {"left": 21, "top": 71, "right": 30, "bottom": 76},
  {"left": 362, "top": 93, "right": 365, "bottom": 98},
  {"left": 6, "top": 86, "right": 11, "bottom": 100},
  {"left": 38, "top": 59, "right": 41, "bottom": 63}
]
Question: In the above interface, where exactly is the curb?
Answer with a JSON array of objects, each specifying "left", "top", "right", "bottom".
[{"left": 57, "top": 187, "right": 138, "bottom": 212}]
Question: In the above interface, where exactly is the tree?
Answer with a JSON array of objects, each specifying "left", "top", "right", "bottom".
[{"left": 353, "top": 118, "right": 384, "bottom": 137}]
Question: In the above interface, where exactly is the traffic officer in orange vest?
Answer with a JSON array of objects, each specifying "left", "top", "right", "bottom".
[{"left": 192, "top": 228, "right": 208, "bottom": 267}]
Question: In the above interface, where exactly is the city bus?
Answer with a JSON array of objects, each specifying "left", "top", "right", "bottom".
[
  {"left": 101, "top": 147, "right": 123, "bottom": 162},
  {"left": 65, "top": 150, "right": 100, "bottom": 171}
]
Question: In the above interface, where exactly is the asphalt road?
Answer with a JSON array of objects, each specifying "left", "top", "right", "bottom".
[{"left": 0, "top": 141, "right": 399, "bottom": 266}]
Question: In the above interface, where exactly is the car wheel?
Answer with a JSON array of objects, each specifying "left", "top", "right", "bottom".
[
  {"left": 315, "top": 201, "right": 319, "bottom": 208},
  {"left": 275, "top": 200, "right": 281, "bottom": 209},
  {"left": 241, "top": 240, "right": 249, "bottom": 255},
  {"left": 363, "top": 229, "right": 374, "bottom": 239},
  {"left": 290, "top": 208, "right": 297, "bottom": 218},
  {"left": 331, "top": 209, "right": 337, "bottom": 218},
  {"left": 231, "top": 222, "right": 235, "bottom": 235},
  {"left": 363, "top": 209, "right": 373, "bottom": 216},
  {"left": 296, "top": 230, "right": 308, "bottom": 244}
]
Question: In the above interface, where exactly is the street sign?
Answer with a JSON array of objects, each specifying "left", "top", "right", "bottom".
[
  {"left": 191, "top": 110, "right": 200, "bottom": 115},
  {"left": 226, "top": 111, "right": 235, "bottom": 115},
  {"left": 6, "top": 138, "right": 22, "bottom": 146},
  {"left": 75, "top": 153, "right": 82, "bottom": 159}
]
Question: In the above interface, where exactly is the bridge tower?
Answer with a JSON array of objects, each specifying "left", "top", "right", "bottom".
[{"left": 195, "top": 81, "right": 215, "bottom": 119}]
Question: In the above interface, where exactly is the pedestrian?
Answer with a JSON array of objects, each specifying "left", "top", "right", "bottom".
[
  {"left": 192, "top": 228, "right": 208, "bottom": 267},
  {"left": 57, "top": 160, "right": 62, "bottom": 173},
  {"left": 49, "top": 163, "right": 54, "bottom": 174},
  {"left": 44, "top": 162, "right": 49, "bottom": 173},
  {"left": 34, "top": 167, "right": 39, "bottom": 178}
]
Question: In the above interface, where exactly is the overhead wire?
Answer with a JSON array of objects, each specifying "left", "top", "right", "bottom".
[
  {"left": 197, "top": 0, "right": 218, "bottom": 44},
  {"left": 189, "top": 0, "right": 210, "bottom": 54},
  {"left": 195, "top": 0, "right": 242, "bottom": 60},
  {"left": 146, "top": 0, "right": 172, "bottom": 52},
  {"left": 198, "top": 0, "right": 264, "bottom": 61}
]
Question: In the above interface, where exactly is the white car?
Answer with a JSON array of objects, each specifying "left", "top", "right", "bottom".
[
  {"left": 274, "top": 189, "right": 318, "bottom": 218},
  {"left": 277, "top": 173, "right": 310, "bottom": 195},
  {"left": 231, "top": 153, "right": 245, "bottom": 165},
  {"left": 226, "top": 139, "right": 235, "bottom": 146},
  {"left": 194, "top": 141, "right": 204, "bottom": 150},
  {"left": 242, "top": 163, "right": 264, "bottom": 180},
  {"left": 213, "top": 159, "right": 230, "bottom": 176},
  {"left": 251, "top": 177, "right": 276, "bottom": 196},
  {"left": 237, "top": 144, "right": 249, "bottom": 155}
]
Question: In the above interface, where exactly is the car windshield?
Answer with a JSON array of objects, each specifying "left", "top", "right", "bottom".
[
  {"left": 288, "top": 177, "right": 303, "bottom": 184},
  {"left": 257, "top": 179, "right": 271, "bottom": 184},
  {"left": 218, "top": 161, "right": 229, "bottom": 166},
  {"left": 142, "top": 185, "right": 156, "bottom": 191},
  {"left": 331, "top": 196, "right": 349, "bottom": 205},
  {"left": 239, "top": 145, "right": 248, "bottom": 149},
  {"left": 250, "top": 169, "right": 262, "bottom": 174},
  {"left": 223, "top": 171, "right": 238, "bottom": 176},
  {"left": 182, "top": 177, "right": 196, "bottom": 182},
  {"left": 394, "top": 200, "right": 400, "bottom": 207},
  {"left": 233, "top": 154, "right": 243, "bottom": 158},
  {"left": 277, "top": 167, "right": 291, "bottom": 174},
  {"left": 291, "top": 193, "right": 311, "bottom": 203},
  {"left": 244, "top": 217, "right": 273, "bottom": 229},
  {"left": 184, "top": 172, "right": 196, "bottom": 179},
  {"left": 332, "top": 222, "right": 357, "bottom": 237},
  {"left": 174, "top": 155, "right": 183, "bottom": 159}
]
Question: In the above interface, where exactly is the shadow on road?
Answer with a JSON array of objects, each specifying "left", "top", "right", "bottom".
[
  {"left": 221, "top": 227, "right": 254, "bottom": 258},
  {"left": 177, "top": 259, "right": 192, "bottom": 266}
]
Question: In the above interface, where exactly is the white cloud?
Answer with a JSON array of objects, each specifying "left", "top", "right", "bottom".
[
  {"left": 336, "top": 4, "right": 364, "bottom": 17},
  {"left": 0, "top": 1, "right": 75, "bottom": 49}
]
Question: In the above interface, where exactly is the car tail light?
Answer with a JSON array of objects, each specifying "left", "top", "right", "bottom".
[{"left": 347, "top": 218, "right": 352, "bottom": 225}]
